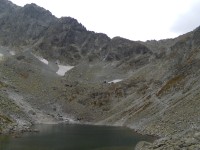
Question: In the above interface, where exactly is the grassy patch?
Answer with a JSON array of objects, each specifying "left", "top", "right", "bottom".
[
  {"left": 0, "top": 114, "right": 12, "bottom": 123},
  {"left": 156, "top": 75, "right": 185, "bottom": 96},
  {"left": 0, "top": 81, "right": 8, "bottom": 89}
]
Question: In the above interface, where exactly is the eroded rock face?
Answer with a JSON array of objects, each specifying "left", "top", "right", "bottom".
[
  {"left": 0, "top": 2, "right": 56, "bottom": 46},
  {"left": 0, "top": 0, "right": 152, "bottom": 65}
]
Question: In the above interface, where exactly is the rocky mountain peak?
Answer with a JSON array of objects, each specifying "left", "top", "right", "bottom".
[
  {"left": 59, "top": 17, "right": 87, "bottom": 31},
  {"left": 0, "top": 0, "right": 153, "bottom": 65},
  {"left": 0, "top": 0, "right": 15, "bottom": 6},
  {"left": 22, "top": 3, "right": 55, "bottom": 20},
  {"left": 0, "top": 0, "right": 19, "bottom": 13}
]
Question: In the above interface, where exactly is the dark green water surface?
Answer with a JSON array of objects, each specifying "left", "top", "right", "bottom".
[{"left": 0, "top": 124, "right": 155, "bottom": 150}]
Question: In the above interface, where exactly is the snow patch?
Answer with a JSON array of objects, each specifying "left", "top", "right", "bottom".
[
  {"left": 56, "top": 65, "right": 74, "bottom": 76},
  {"left": 0, "top": 53, "right": 4, "bottom": 61},
  {"left": 37, "top": 56, "right": 48, "bottom": 65},
  {"left": 34, "top": 55, "right": 48, "bottom": 65},
  {"left": 9, "top": 51, "right": 15, "bottom": 55},
  {"left": 108, "top": 79, "right": 123, "bottom": 83}
]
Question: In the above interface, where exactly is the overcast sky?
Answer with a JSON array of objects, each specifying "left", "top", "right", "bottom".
[{"left": 9, "top": 0, "right": 200, "bottom": 41}]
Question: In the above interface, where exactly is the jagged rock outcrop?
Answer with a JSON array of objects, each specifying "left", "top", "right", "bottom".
[
  {"left": 0, "top": 1, "right": 56, "bottom": 46},
  {"left": 0, "top": 0, "right": 152, "bottom": 65}
]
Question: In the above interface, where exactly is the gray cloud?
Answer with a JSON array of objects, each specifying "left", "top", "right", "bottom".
[{"left": 171, "top": 1, "right": 200, "bottom": 34}]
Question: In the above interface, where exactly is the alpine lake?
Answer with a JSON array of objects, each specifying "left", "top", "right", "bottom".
[{"left": 0, "top": 124, "right": 155, "bottom": 150}]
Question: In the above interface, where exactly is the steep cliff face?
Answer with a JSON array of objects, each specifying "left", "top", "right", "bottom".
[
  {"left": 1, "top": 1, "right": 200, "bottom": 147},
  {"left": 0, "top": 2, "right": 55, "bottom": 46},
  {"left": 35, "top": 18, "right": 110, "bottom": 64},
  {"left": 0, "top": 0, "right": 17, "bottom": 13},
  {"left": 0, "top": 0, "right": 152, "bottom": 65}
]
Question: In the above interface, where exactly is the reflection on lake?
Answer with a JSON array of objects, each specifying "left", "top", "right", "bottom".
[{"left": 0, "top": 124, "right": 155, "bottom": 150}]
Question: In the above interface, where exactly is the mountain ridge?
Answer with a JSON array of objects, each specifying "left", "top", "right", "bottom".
[{"left": 0, "top": 0, "right": 153, "bottom": 66}]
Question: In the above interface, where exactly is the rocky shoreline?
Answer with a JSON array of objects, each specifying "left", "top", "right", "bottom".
[
  {"left": 135, "top": 129, "right": 200, "bottom": 150},
  {"left": 2, "top": 119, "right": 200, "bottom": 150}
]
